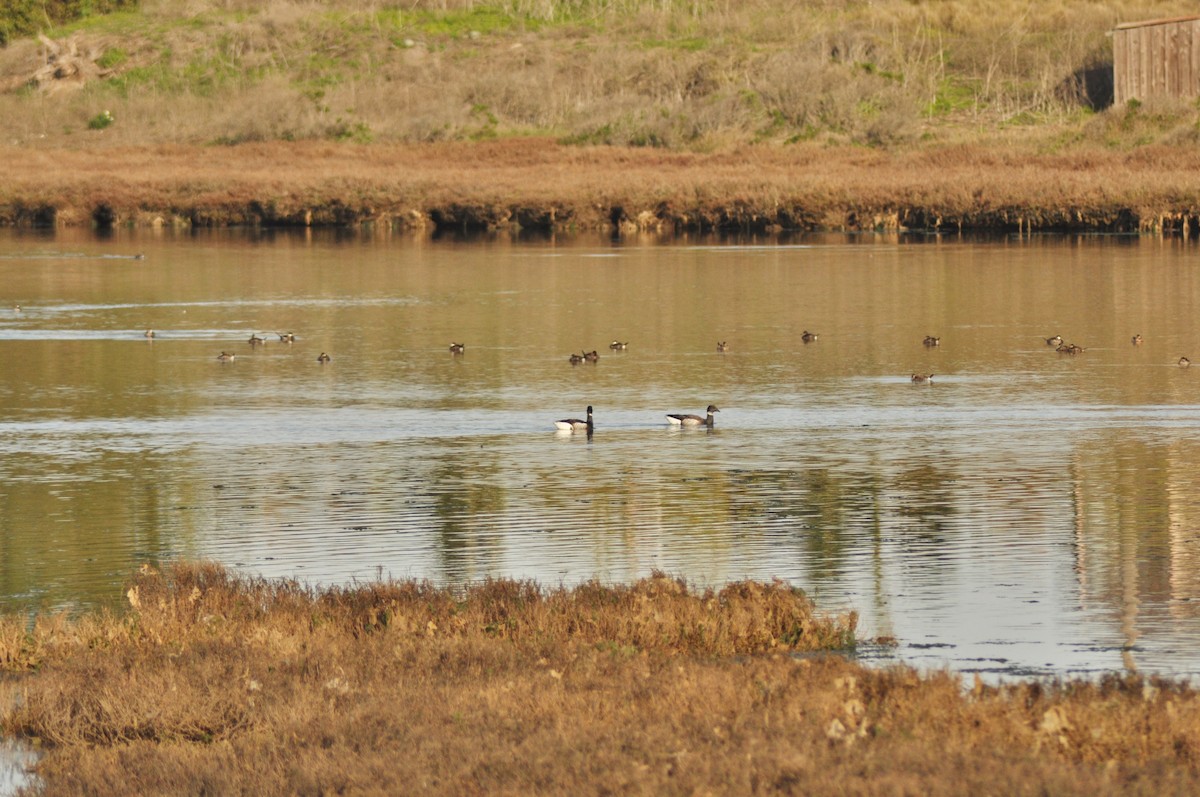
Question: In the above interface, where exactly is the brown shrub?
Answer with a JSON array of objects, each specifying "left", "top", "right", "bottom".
[{"left": 2, "top": 563, "right": 1200, "bottom": 795}]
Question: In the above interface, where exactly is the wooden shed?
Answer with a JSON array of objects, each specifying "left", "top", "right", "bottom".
[{"left": 1113, "top": 16, "right": 1200, "bottom": 105}]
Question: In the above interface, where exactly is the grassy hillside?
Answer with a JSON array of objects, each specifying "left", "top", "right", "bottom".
[{"left": 2, "top": 0, "right": 1199, "bottom": 151}]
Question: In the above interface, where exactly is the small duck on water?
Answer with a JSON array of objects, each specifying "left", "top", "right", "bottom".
[
  {"left": 583, "top": 350, "right": 600, "bottom": 362},
  {"left": 1045, "top": 334, "right": 1063, "bottom": 346},
  {"left": 667, "top": 405, "right": 720, "bottom": 427},
  {"left": 317, "top": 352, "right": 331, "bottom": 363},
  {"left": 911, "top": 373, "right": 934, "bottom": 383},
  {"left": 144, "top": 329, "right": 155, "bottom": 338},
  {"left": 923, "top": 335, "right": 941, "bottom": 347},
  {"left": 1131, "top": 334, "right": 1143, "bottom": 345},
  {"left": 1180, "top": 357, "right": 1192, "bottom": 368},
  {"left": 609, "top": 341, "right": 629, "bottom": 350},
  {"left": 278, "top": 332, "right": 295, "bottom": 343},
  {"left": 569, "top": 353, "right": 584, "bottom": 365},
  {"left": 555, "top": 406, "right": 594, "bottom": 432},
  {"left": 217, "top": 351, "right": 236, "bottom": 362},
  {"left": 802, "top": 331, "right": 819, "bottom": 343},
  {"left": 449, "top": 343, "right": 465, "bottom": 354},
  {"left": 248, "top": 334, "right": 266, "bottom": 345},
  {"left": 717, "top": 341, "right": 729, "bottom": 352}
]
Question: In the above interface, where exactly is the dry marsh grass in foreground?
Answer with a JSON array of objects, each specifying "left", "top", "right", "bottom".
[{"left": 1, "top": 564, "right": 1199, "bottom": 795}]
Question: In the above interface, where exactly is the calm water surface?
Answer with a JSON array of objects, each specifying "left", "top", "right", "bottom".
[{"left": 3, "top": 227, "right": 1200, "bottom": 681}]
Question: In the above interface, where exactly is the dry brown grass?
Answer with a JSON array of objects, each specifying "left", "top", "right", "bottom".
[
  {"left": 6, "top": 1, "right": 1200, "bottom": 232},
  {"left": 0, "top": 0, "right": 1198, "bottom": 150},
  {"left": 2, "top": 563, "right": 1200, "bottom": 795},
  {"left": 4, "top": 137, "right": 1200, "bottom": 233}
]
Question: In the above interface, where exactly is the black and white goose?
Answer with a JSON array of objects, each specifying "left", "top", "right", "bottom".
[
  {"left": 666, "top": 405, "right": 719, "bottom": 427},
  {"left": 555, "top": 406, "right": 594, "bottom": 432}
]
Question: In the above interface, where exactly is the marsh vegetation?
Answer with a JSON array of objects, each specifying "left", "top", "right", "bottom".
[{"left": 1, "top": 564, "right": 1199, "bottom": 795}]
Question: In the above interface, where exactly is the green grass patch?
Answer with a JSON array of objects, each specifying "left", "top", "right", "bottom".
[
  {"left": 642, "top": 36, "right": 708, "bottom": 52},
  {"left": 406, "top": 6, "right": 533, "bottom": 38},
  {"left": 925, "top": 78, "right": 977, "bottom": 116}
]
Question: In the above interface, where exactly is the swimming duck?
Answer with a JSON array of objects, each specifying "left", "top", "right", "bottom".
[
  {"left": 144, "top": 329, "right": 155, "bottom": 338},
  {"left": 923, "top": 335, "right": 941, "bottom": 347},
  {"left": 717, "top": 341, "right": 729, "bottom": 352},
  {"left": 217, "top": 351, "right": 236, "bottom": 361},
  {"left": 801, "top": 330, "right": 819, "bottom": 343},
  {"left": 317, "top": 352, "right": 331, "bottom": 363},
  {"left": 583, "top": 350, "right": 600, "bottom": 362},
  {"left": 248, "top": 334, "right": 265, "bottom": 345},
  {"left": 554, "top": 406, "right": 594, "bottom": 432},
  {"left": 1045, "top": 334, "right": 1063, "bottom": 346},
  {"left": 569, "top": 353, "right": 584, "bottom": 365},
  {"left": 1180, "top": 357, "right": 1192, "bottom": 368},
  {"left": 13, "top": 305, "right": 20, "bottom": 313},
  {"left": 1131, "top": 334, "right": 1143, "bottom": 345},
  {"left": 449, "top": 342, "right": 465, "bottom": 354},
  {"left": 609, "top": 341, "right": 628, "bottom": 350},
  {"left": 278, "top": 332, "right": 295, "bottom": 343},
  {"left": 911, "top": 373, "right": 934, "bottom": 383},
  {"left": 667, "top": 405, "right": 720, "bottom": 427},
  {"left": 1056, "top": 343, "right": 1084, "bottom": 354}
]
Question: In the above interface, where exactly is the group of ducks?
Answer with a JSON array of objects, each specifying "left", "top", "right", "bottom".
[
  {"left": 554, "top": 404, "right": 720, "bottom": 433},
  {"left": 1045, "top": 332, "right": 1192, "bottom": 366},
  {"left": 564, "top": 341, "right": 629, "bottom": 364},
  {"left": 210, "top": 332, "right": 331, "bottom": 363}
]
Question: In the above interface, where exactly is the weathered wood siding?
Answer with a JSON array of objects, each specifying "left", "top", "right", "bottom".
[{"left": 1113, "top": 16, "right": 1200, "bottom": 104}]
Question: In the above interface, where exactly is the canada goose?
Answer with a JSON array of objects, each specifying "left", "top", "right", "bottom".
[
  {"left": 248, "top": 334, "right": 265, "bottom": 345},
  {"left": 717, "top": 341, "right": 729, "bottom": 352},
  {"left": 667, "top": 405, "right": 720, "bottom": 427},
  {"left": 923, "top": 335, "right": 941, "bottom": 347},
  {"left": 217, "top": 351, "right": 236, "bottom": 361},
  {"left": 911, "top": 373, "right": 934, "bottom": 383},
  {"left": 278, "top": 332, "right": 295, "bottom": 343},
  {"left": 1180, "top": 357, "right": 1192, "bottom": 368},
  {"left": 1131, "top": 334, "right": 1143, "bottom": 345},
  {"left": 1045, "top": 334, "right": 1063, "bottom": 346},
  {"left": 583, "top": 350, "right": 599, "bottom": 362},
  {"left": 609, "top": 341, "right": 628, "bottom": 350},
  {"left": 569, "top": 353, "right": 584, "bottom": 365},
  {"left": 449, "top": 343, "right": 465, "bottom": 354},
  {"left": 802, "top": 330, "right": 819, "bottom": 343},
  {"left": 317, "top": 352, "right": 331, "bottom": 363},
  {"left": 144, "top": 329, "right": 155, "bottom": 338},
  {"left": 555, "top": 406, "right": 594, "bottom": 432}
]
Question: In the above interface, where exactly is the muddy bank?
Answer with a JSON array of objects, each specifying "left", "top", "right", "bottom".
[{"left": 2, "top": 139, "right": 1199, "bottom": 235}]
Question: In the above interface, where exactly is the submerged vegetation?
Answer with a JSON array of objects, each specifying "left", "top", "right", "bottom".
[
  {"left": 1, "top": 0, "right": 1200, "bottom": 150},
  {"left": 1, "top": 563, "right": 1199, "bottom": 795}
]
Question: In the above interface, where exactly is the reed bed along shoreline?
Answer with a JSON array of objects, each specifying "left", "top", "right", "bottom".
[
  {"left": 5, "top": 138, "right": 1200, "bottom": 235},
  {"left": 1, "top": 563, "right": 1199, "bottom": 795}
]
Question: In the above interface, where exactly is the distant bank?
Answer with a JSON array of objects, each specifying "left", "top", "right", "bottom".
[{"left": 3, "top": 139, "right": 1199, "bottom": 235}]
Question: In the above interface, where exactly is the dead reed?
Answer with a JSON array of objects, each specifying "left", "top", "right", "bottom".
[
  {"left": 2, "top": 562, "right": 1200, "bottom": 795},
  {"left": 4, "top": 138, "right": 1200, "bottom": 234}
]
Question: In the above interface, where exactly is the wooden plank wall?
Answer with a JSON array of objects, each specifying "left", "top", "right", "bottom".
[{"left": 1114, "top": 17, "right": 1200, "bottom": 105}]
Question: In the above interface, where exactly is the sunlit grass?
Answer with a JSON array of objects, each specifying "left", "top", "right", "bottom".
[{"left": 1, "top": 562, "right": 1198, "bottom": 795}]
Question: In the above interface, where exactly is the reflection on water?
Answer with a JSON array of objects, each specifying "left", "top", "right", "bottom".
[
  {"left": 0, "top": 738, "right": 37, "bottom": 797},
  {"left": 3, "top": 227, "right": 1200, "bottom": 680}
]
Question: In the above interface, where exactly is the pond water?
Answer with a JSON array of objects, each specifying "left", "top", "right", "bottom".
[{"left": 2, "top": 227, "right": 1200, "bottom": 681}]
